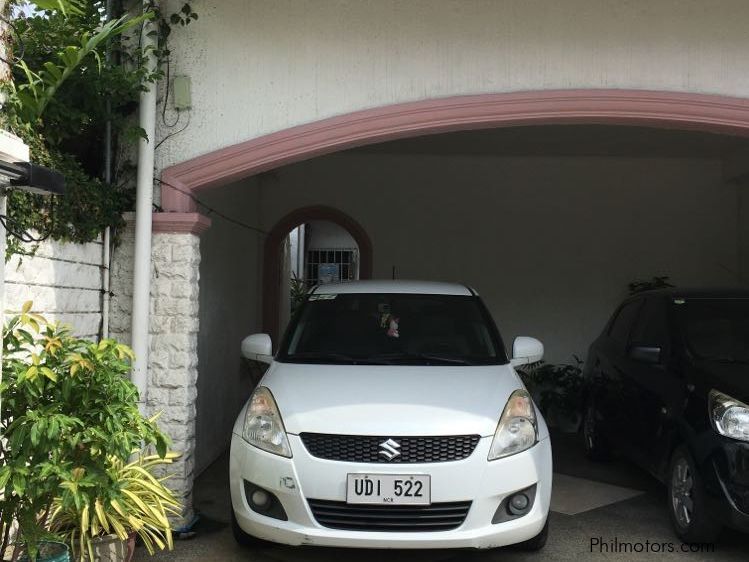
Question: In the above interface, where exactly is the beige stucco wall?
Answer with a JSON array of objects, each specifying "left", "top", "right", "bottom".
[
  {"left": 194, "top": 180, "right": 264, "bottom": 474},
  {"left": 254, "top": 151, "right": 737, "bottom": 363},
  {"left": 155, "top": 0, "right": 749, "bottom": 172}
]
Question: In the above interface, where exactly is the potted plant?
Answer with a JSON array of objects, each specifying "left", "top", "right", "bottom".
[
  {"left": 49, "top": 450, "right": 181, "bottom": 562},
  {"left": 0, "top": 304, "right": 171, "bottom": 561}
]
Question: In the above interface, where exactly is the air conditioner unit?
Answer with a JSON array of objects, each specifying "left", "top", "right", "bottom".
[
  {"left": 0, "top": 129, "right": 64, "bottom": 195},
  {"left": 0, "top": 129, "right": 30, "bottom": 164}
]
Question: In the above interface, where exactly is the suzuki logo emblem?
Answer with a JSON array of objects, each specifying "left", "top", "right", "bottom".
[{"left": 379, "top": 438, "right": 401, "bottom": 460}]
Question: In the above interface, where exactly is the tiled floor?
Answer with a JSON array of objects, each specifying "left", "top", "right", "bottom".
[{"left": 145, "top": 432, "right": 747, "bottom": 561}]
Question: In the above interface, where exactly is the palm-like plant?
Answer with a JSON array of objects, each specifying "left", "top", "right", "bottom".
[
  {"left": 50, "top": 450, "right": 181, "bottom": 562},
  {"left": 9, "top": 8, "right": 151, "bottom": 124}
]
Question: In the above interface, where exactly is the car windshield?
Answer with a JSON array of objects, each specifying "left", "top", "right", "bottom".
[
  {"left": 277, "top": 292, "right": 507, "bottom": 365},
  {"left": 678, "top": 298, "right": 749, "bottom": 363}
]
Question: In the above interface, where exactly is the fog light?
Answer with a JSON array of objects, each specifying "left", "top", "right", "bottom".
[
  {"left": 509, "top": 493, "right": 530, "bottom": 514},
  {"left": 251, "top": 490, "right": 270, "bottom": 508},
  {"left": 492, "top": 484, "right": 537, "bottom": 524},
  {"left": 243, "top": 480, "right": 288, "bottom": 521}
]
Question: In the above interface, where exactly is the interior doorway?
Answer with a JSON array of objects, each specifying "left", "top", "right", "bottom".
[
  {"left": 281, "top": 220, "right": 361, "bottom": 333},
  {"left": 263, "top": 205, "right": 373, "bottom": 345}
]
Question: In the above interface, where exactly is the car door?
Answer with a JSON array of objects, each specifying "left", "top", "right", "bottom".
[
  {"left": 621, "top": 296, "right": 686, "bottom": 473},
  {"left": 594, "top": 298, "right": 644, "bottom": 443}
]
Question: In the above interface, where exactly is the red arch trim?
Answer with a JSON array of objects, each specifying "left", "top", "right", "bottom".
[
  {"left": 263, "top": 206, "right": 373, "bottom": 342},
  {"left": 160, "top": 89, "right": 749, "bottom": 213}
]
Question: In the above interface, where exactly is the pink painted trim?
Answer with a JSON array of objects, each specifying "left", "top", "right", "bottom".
[
  {"left": 159, "top": 89, "right": 749, "bottom": 211},
  {"left": 152, "top": 212, "right": 212, "bottom": 235}
]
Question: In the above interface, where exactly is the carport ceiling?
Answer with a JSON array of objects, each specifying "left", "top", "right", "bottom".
[{"left": 351, "top": 125, "right": 749, "bottom": 158}]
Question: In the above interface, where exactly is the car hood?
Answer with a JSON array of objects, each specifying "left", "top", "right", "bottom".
[
  {"left": 252, "top": 362, "right": 530, "bottom": 437},
  {"left": 694, "top": 360, "right": 749, "bottom": 403}
]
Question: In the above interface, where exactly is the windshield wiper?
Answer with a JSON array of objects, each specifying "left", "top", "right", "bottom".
[
  {"left": 286, "top": 352, "right": 391, "bottom": 365},
  {"left": 371, "top": 352, "right": 478, "bottom": 366}
]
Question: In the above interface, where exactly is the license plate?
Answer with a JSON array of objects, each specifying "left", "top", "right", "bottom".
[{"left": 346, "top": 474, "right": 431, "bottom": 505}]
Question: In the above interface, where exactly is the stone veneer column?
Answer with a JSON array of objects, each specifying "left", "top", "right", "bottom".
[{"left": 110, "top": 212, "right": 210, "bottom": 522}]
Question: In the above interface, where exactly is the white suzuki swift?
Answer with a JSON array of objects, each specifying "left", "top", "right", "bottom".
[{"left": 230, "top": 280, "right": 552, "bottom": 551}]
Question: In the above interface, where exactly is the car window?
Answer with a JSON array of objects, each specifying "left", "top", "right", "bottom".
[
  {"left": 677, "top": 298, "right": 749, "bottom": 363},
  {"left": 608, "top": 300, "right": 642, "bottom": 350},
  {"left": 277, "top": 293, "right": 507, "bottom": 365},
  {"left": 629, "top": 298, "right": 669, "bottom": 350}
]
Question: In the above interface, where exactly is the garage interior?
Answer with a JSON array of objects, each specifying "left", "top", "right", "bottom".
[
  {"left": 194, "top": 124, "right": 749, "bottom": 475},
  {"left": 178, "top": 125, "right": 749, "bottom": 552}
]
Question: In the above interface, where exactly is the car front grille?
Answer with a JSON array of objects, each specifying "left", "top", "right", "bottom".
[
  {"left": 299, "top": 433, "right": 481, "bottom": 463},
  {"left": 306, "top": 499, "right": 472, "bottom": 532}
]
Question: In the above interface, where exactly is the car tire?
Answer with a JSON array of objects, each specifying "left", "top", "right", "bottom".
[
  {"left": 583, "top": 400, "right": 611, "bottom": 461},
  {"left": 231, "top": 509, "right": 272, "bottom": 547},
  {"left": 514, "top": 518, "right": 549, "bottom": 551},
  {"left": 667, "top": 445, "right": 722, "bottom": 544}
]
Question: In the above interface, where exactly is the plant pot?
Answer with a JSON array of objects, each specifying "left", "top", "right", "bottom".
[
  {"left": 16, "top": 541, "right": 70, "bottom": 562},
  {"left": 84, "top": 535, "right": 128, "bottom": 562},
  {"left": 125, "top": 534, "right": 135, "bottom": 562}
]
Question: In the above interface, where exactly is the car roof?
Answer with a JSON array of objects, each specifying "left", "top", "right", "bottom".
[
  {"left": 311, "top": 280, "right": 475, "bottom": 296},
  {"left": 627, "top": 287, "right": 749, "bottom": 301}
]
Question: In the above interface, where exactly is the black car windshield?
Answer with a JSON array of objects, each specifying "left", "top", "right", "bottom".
[
  {"left": 679, "top": 298, "right": 749, "bottom": 363},
  {"left": 277, "top": 292, "right": 507, "bottom": 365}
]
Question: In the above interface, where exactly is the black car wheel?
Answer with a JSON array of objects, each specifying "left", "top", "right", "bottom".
[
  {"left": 667, "top": 446, "right": 722, "bottom": 544},
  {"left": 583, "top": 400, "right": 610, "bottom": 461}
]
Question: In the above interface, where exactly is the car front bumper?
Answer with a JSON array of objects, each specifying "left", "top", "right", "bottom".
[
  {"left": 707, "top": 438, "right": 749, "bottom": 533},
  {"left": 229, "top": 433, "right": 552, "bottom": 549}
]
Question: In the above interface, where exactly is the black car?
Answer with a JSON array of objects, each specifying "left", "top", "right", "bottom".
[{"left": 583, "top": 289, "right": 749, "bottom": 543}]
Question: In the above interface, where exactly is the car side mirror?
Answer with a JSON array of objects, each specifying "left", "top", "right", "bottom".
[
  {"left": 629, "top": 344, "right": 661, "bottom": 364},
  {"left": 241, "top": 333, "right": 273, "bottom": 364},
  {"left": 511, "top": 336, "right": 544, "bottom": 367}
]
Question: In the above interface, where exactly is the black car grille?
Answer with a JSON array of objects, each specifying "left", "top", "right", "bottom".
[
  {"left": 299, "top": 433, "right": 480, "bottom": 463},
  {"left": 307, "top": 499, "right": 472, "bottom": 532}
]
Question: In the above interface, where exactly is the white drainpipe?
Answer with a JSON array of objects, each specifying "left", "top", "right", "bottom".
[
  {"left": 100, "top": 0, "right": 113, "bottom": 341},
  {"left": 131, "top": 6, "right": 157, "bottom": 406}
]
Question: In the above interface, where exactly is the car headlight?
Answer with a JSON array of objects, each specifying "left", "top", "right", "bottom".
[
  {"left": 709, "top": 390, "right": 749, "bottom": 442},
  {"left": 242, "top": 386, "right": 292, "bottom": 457},
  {"left": 488, "top": 389, "right": 538, "bottom": 460}
]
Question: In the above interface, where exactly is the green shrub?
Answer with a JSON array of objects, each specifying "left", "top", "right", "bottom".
[
  {"left": 518, "top": 355, "right": 585, "bottom": 430},
  {"left": 0, "top": 303, "right": 170, "bottom": 560}
]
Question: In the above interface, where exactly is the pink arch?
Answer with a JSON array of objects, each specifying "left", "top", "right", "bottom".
[{"left": 158, "top": 89, "right": 749, "bottom": 214}]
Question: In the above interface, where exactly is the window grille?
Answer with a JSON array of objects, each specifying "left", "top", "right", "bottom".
[{"left": 306, "top": 248, "right": 359, "bottom": 286}]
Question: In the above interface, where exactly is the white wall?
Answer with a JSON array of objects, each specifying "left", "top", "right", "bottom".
[
  {"left": 7, "top": 238, "right": 105, "bottom": 339},
  {"left": 194, "top": 179, "right": 264, "bottom": 474},
  {"left": 306, "top": 220, "right": 357, "bottom": 250},
  {"left": 248, "top": 152, "right": 737, "bottom": 363},
  {"left": 155, "top": 0, "right": 749, "bottom": 171}
]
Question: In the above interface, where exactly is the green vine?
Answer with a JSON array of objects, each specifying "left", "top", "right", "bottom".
[{"left": 3, "top": 0, "right": 197, "bottom": 258}]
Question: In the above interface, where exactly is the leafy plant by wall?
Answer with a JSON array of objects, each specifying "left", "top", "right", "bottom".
[
  {"left": 0, "top": 303, "right": 172, "bottom": 560},
  {"left": 628, "top": 275, "right": 674, "bottom": 295},
  {"left": 517, "top": 355, "right": 585, "bottom": 432},
  {"left": 289, "top": 272, "right": 308, "bottom": 316},
  {"left": 2, "top": 1, "right": 197, "bottom": 258}
]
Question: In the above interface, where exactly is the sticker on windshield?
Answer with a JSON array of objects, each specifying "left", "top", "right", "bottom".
[{"left": 309, "top": 293, "right": 337, "bottom": 301}]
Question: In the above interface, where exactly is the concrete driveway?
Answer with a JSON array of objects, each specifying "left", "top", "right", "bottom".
[{"left": 144, "top": 433, "right": 747, "bottom": 561}]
